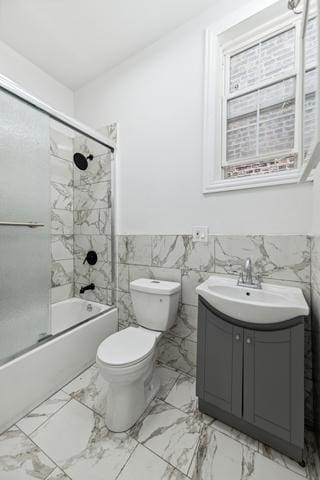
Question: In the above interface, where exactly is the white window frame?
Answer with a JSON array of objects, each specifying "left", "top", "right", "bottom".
[
  {"left": 203, "top": 5, "right": 315, "bottom": 194},
  {"left": 300, "top": 0, "right": 320, "bottom": 181}
]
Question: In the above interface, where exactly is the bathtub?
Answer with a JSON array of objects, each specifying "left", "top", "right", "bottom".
[
  {"left": 0, "top": 298, "right": 117, "bottom": 434},
  {"left": 51, "top": 297, "right": 112, "bottom": 335}
]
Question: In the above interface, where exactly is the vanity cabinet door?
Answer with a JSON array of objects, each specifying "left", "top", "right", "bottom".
[
  {"left": 197, "top": 303, "right": 243, "bottom": 417},
  {"left": 243, "top": 325, "right": 304, "bottom": 446}
]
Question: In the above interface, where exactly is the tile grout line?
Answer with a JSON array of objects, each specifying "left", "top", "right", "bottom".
[
  {"left": 20, "top": 362, "right": 97, "bottom": 428},
  {"left": 56, "top": 382, "right": 199, "bottom": 477},
  {"left": 62, "top": 378, "right": 191, "bottom": 424},
  {"left": 50, "top": 153, "right": 73, "bottom": 164},
  {"left": 8, "top": 361, "right": 314, "bottom": 479},
  {"left": 62, "top": 394, "right": 107, "bottom": 421},
  {"left": 161, "top": 372, "right": 183, "bottom": 405},
  {"left": 160, "top": 397, "right": 197, "bottom": 418},
  {"left": 114, "top": 443, "right": 139, "bottom": 480},
  {"left": 16, "top": 403, "right": 309, "bottom": 480},
  {"left": 208, "top": 422, "right": 311, "bottom": 479},
  {"left": 117, "top": 241, "right": 310, "bottom": 278},
  {"left": 148, "top": 373, "right": 307, "bottom": 477},
  {"left": 22, "top": 397, "right": 74, "bottom": 438},
  {"left": 15, "top": 423, "right": 71, "bottom": 479},
  {"left": 44, "top": 465, "right": 72, "bottom": 480},
  {"left": 141, "top": 441, "right": 193, "bottom": 478},
  {"left": 186, "top": 423, "right": 205, "bottom": 479},
  {"left": 156, "top": 357, "right": 196, "bottom": 378}
]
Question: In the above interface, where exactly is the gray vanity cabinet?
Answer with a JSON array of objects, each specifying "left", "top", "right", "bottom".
[
  {"left": 197, "top": 297, "right": 305, "bottom": 463},
  {"left": 243, "top": 326, "right": 304, "bottom": 446},
  {"left": 197, "top": 301, "right": 243, "bottom": 417}
]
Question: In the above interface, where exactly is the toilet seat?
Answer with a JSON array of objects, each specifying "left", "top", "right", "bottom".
[{"left": 97, "top": 327, "right": 157, "bottom": 368}]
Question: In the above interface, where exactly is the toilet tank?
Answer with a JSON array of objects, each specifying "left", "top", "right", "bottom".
[{"left": 130, "top": 279, "right": 180, "bottom": 331}]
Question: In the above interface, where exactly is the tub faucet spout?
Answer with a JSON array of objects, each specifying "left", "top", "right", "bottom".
[{"left": 80, "top": 283, "right": 95, "bottom": 294}]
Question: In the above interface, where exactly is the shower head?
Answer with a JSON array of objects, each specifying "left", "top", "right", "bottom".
[{"left": 73, "top": 153, "right": 93, "bottom": 170}]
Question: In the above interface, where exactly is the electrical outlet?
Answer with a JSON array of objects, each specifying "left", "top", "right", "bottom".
[{"left": 192, "top": 226, "right": 208, "bottom": 243}]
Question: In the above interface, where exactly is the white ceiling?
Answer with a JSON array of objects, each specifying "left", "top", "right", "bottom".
[{"left": 0, "top": 0, "right": 215, "bottom": 90}]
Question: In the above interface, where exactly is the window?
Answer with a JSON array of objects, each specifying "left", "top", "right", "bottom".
[
  {"left": 224, "top": 28, "right": 297, "bottom": 179},
  {"left": 300, "top": 0, "right": 320, "bottom": 183},
  {"left": 203, "top": 3, "right": 319, "bottom": 193}
]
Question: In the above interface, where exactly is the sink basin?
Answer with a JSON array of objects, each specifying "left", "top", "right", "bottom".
[{"left": 196, "top": 275, "right": 309, "bottom": 324}]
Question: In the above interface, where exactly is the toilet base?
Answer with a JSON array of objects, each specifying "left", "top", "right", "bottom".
[
  {"left": 105, "top": 369, "right": 160, "bottom": 433},
  {"left": 145, "top": 371, "right": 160, "bottom": 407}
]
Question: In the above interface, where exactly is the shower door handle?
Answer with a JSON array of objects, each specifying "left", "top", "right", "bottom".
[{"left": 0, "top": 221, "right": 45, "bottom": 228}]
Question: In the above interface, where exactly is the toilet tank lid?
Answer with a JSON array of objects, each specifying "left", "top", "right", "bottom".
[{"left": 130, "top": 278, "right": 181, "bottom": 295}]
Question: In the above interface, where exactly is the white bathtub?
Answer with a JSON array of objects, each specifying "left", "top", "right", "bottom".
[
  {"left": 51, "top": 297, "right": 111, "bottom": 335},
  {"left": 0, "top": 298, "right": 117, "bottom": 434}
]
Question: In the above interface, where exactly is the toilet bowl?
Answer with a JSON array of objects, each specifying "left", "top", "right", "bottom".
[{"left": 96, "top": 278, "right": 180, "bottom": 432}]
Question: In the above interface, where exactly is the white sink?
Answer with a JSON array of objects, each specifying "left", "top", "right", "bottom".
[{"left": 196, "top": 275, "right": 309, "bottom": 324}]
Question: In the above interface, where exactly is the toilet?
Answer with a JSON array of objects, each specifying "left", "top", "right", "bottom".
[{"left": 96, "top": 278, "right": 180, "bottom": 432}]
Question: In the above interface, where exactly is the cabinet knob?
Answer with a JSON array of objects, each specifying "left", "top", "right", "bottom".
[
  {"left": 246, "top": 337, "right": 252, "bottom": 344},
  {"left": 235, "top": 334, "right": 241, "bottom": 341}
]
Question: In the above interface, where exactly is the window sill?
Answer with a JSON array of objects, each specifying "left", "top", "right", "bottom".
[{"left": 203, "top": 169, "right": 312, "bottom": 194}]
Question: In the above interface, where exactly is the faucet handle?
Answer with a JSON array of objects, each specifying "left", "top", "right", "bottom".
[
  {"left": 255, "top": 272, "right": 262, "bottom": 285},
  {"left": 238, "top": 271, "right": 244, "bottom": 285}
]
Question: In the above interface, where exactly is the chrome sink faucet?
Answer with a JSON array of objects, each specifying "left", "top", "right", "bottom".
[
  {"left": 237, "top": 257, "right": 261, "bottom": 289},
  {"left": 244, "top": 257, "right": 253, "bottom": 284}
]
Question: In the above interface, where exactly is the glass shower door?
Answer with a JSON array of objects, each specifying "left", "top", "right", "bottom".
[{"left": 0, "top": 89, "right": 51, "bottom": 363}]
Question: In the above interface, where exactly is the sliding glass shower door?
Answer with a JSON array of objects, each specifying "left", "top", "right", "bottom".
[{"left": 0, "top": 89, "right": 51, "bottom": 363}]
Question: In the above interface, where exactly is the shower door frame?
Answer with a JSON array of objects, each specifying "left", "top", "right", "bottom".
[
  {"left": 0, "top": 73, "right": 117, "bottom": 350},
  {"left": 0, "top": 74, "right": 116, "bottom": 151}
]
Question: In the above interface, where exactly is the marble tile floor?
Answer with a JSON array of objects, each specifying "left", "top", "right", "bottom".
[{"left": 1, "top": 363, "right": 320, "bottom": 480}]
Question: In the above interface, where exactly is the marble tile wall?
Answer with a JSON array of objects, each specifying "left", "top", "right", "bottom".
[
  {"left": 73, "top": 124, "right": 116, "bottom": 305},
  {"left": 311, "top": 236, "right": 320, "bottom": 447},
  {"left": 50, "top": 128, "right": 74, "bottom": 304},
  {"left": 116, "top": 234, "right": 314, "bottom": 427},
  {"left": 49, "top": 123, "right": 116, "bottom": 307}
]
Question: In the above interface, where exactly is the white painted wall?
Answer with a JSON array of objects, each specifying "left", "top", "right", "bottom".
[
  {"left": 75, "top": 0, "right": 313, "bottom": 235},
  {"left": 0, "top": 40, "right": 74, "bottom": 115},
  {"left": 312, "top": 165, "right": 320, "bottom": 235}
]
